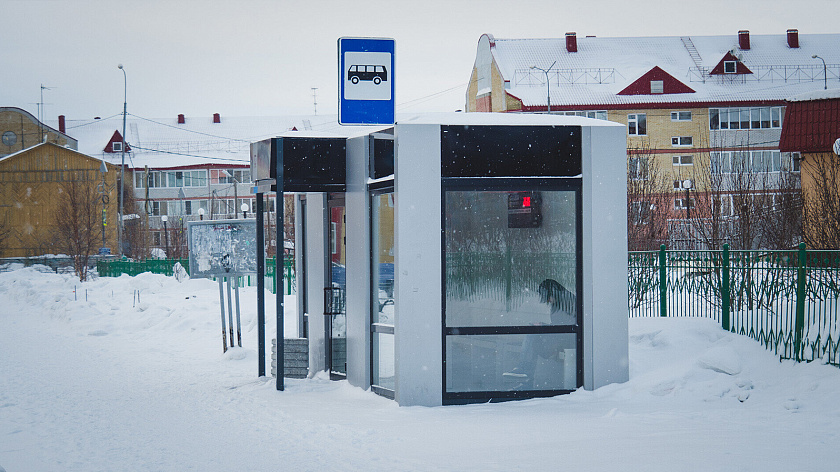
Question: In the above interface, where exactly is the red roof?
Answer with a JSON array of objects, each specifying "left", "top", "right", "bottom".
[
  {"left": 779, "top": 97, "right": 840, "bottom": 153},
  {"left": 617, "top": 66, "right": 695, "bottom": 96}
]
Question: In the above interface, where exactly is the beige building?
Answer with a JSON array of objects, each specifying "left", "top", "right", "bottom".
[{"left": 466, "top": 30, "right": 839, "bottom": 249}]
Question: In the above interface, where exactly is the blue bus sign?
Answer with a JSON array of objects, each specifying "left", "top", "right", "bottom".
[{"left": 338, "top": 37, "right": 395, "bottom": 125}]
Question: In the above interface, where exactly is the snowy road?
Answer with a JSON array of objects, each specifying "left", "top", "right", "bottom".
[{"left": 1, "top": 267, "right": 838, "bottom": 471}]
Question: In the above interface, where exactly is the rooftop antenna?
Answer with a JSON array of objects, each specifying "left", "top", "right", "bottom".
[
  {"left": 38, "top": 84, "right": 54, "bottom": 141},
  {"left": 311, "top": 87, "right": 318, "bottom": 115}
]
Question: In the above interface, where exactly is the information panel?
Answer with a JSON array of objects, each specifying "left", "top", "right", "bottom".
[
  {"left": 338, "top": 37, "right": 395, "bottom": 125},
  {"left": 187, "top": 220, "right": 258, "bottom": 278}
]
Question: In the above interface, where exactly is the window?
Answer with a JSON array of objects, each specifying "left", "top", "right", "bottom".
[
  {"left": 628, "top": 114, "right": 647, "bottom": 136},
  {"left": 671, "top": 136, "right": 693, "bottom": 147},
  {"left": 628, "top": 157, "right": 649, "bottom": 180},
  {"left": 650, "top": 80, "right": 664, "bottom": 94},
  {"left": 674, "top": 197, "right": 695, "bottom": 210},
  {"left": 710, "top": 107, "right": 784, "bottom": 130},
  {"left": 672, "top": 155, "right": 693, "bottom": 166},
  {"left": 630, "top": 201, "right": 652, "bottom": 225},
  {"left": 671, "top": 111, "right": 692, "bottom": 121},
  {"left": 558, "top": 110, "right": 608, "bottom": 120},
  {"left": 444, "top": 186, "right": 580, "bottom": 397},
  {"left": 371, "top": 190, "right": 395, "bottom": 396},
  {"left": 112, "top": 142, "right": 123, "bottom": 152},
  {"left": 724, "top": 61, "right": 737, "bottom": 73}
]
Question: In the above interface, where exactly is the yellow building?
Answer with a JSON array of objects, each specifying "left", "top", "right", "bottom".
[
  {"left": 0, "top": 109, "right": 118, "bottom": 257},
  {"left": 466, "top": 30, "right": 837, "bottom": 248}
]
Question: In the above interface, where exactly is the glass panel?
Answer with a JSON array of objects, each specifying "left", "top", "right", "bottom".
[
  {"left": 710, "top": 109, "right": 720, "bottom": 129},
  {"left": 637, "top": 114, "right": 647, "bottom": 135},
  {"left": 740, "top": 108, "right": 750, "bottom": 129},
  {"left": 751, "top": 108, "right": 761, "bottom": 129},
  {"left": 372, "top": 332, "right": 395, "bottom": 390},
  {"left": 445, "top": 190, "right": 577, "bottom": 328},
  {"left": 329, "top": 203, "right": 346, "bottom": 375},
  {"left": 372, "top": 192, "right": 395, "bottom": 325},
  {"left": 761, "top": 107, "right": 771, "bottom": 128},
  {"left": 772, "top": 107, "right": 782, "bottom": 128},
  {"left": 446, "top": 333, "right": 577, "bottom": 392}
]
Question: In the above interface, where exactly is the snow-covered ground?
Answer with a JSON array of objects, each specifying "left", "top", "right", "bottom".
[{"left": 1, "top": 266, "right": 838, "bottom": 471}]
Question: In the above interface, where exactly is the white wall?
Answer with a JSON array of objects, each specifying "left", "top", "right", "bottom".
[
  {"left": 582, "top": 125, "right": 630, "bottom": 389},
  {"left": 393, "top": 123, "right": 443, "bottom": 406},
  {"left": 344, "top": 135, "right": 371, "bottom": 388}
]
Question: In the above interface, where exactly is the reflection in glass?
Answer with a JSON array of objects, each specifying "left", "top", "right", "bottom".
[
  {"left": 371, "top": 192, "right": 395, "bottom": 391},
  {"left": 445, "top": 190, "right": 577, "bottom": 328},
  {"left": 446, "top": 333, "right": 577, "bottom": 392},
  {"left": 373, "top": 332, "right": 395, "bottom": 390}
]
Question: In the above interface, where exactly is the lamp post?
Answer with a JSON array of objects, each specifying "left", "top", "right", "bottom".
[
  {"left": 161, "top": 215, "right": 169, "bottom": 258},
  {"left": 812, "top": 55, "right": 827, "bottom": 90},
  {"left": 241, "top": 202, "right": 249, "bottom": 219},
  {"left": 530, "top": 61, "right": 557, "bottom": 113},
  {"left": 198, "top": 207, "right": 205, "bottom": 220},
  {"left": 117, "top": 64, "right": 127, "bottom": 256}
]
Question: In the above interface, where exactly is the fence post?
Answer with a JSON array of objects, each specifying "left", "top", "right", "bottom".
[
  {"left": 722, "top": 244, "right": 730, "bottom": 331},
  {"left": 794, "top": 242, "right": 807, "bottom": 362},
  {"left": 659, "top": 244, "right": 667, "bottom": 317}
]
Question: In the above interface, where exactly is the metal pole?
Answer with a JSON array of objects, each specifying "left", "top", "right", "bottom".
[
  {"left": 722, "top": 244, "right": 731, "bottom": 331},
  {"left": 218, "top": 278, "right": 228, "bottom": 352},
  {"left": 234, "top": 276, "right": 242, "bottom": 348},
  {"left": 275, "top": 140, "right": 285, "bottom": 391},
  {"left": 118, "top": 64, "right": 127, "bottom": 256},
  {"left": 226, "top": 277, "right": 235, "bottom": 348},
  {"left": 659, "top": 244, "right": 667, "bottom": 317},
  {"left": 813, "top": 55, "right": 827, "bottom": 90},
  {"left": 256, "top": 193, "right": 266, "bottom": 377},
  {"left": 794, "top": 242, "right": 807, "bottom": 361}
]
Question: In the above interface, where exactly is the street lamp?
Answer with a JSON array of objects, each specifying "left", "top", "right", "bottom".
[
  {"left": 683, "top": 179, "right": 693, "bottom": 247},
  {"left": 161, "top": 215, "right": 169, "bottom": 257},
  {"left": 198, "top": 208, "right": 205, "bottom": 220},
  {"left": 530, "top": 61, "right": 557, "bottom": 113},
  {"left": 117, "top": 64, "right": 127, "bottom": 256},
  {"left": 99, "top": 160, "right": 108, "bottom": 254},
  {"left": 241, "top": 202, "right": 249, "bottom": 219},
  {"left": 812, "top": 55, "right": 827, "bottom": 90}
]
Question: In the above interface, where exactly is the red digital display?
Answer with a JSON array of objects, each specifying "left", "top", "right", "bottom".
[{"left": 522, "top": 196, "right": 531, "bottom": 207}]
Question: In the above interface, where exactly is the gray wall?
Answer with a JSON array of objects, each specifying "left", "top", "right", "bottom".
[
  {"left": 344, "top": 135, "right": 372, "bottom": 389},
  {"left": 393, "top": 123, "right": 444, "bottom": 406},
  {"left": 582, "top": 125, "right": 630, "bottom": 390}
]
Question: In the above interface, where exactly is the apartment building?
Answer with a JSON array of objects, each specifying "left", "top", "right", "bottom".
[{"left": 466, "top": 29, "right": 839, "bottom": 249}]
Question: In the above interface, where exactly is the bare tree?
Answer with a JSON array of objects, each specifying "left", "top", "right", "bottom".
[
  {"left": 53, "top": 176, "right": 100, "bottom": 281},
  {"left": 627, "top": 146, "right": 670, "bottom": 251},
  {"left": 802, "top": 153, "right": 840, "bottom": 250}
]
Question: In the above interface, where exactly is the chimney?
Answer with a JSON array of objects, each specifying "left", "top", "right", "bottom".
[
  {"left": 58, "top": 115, "right": 65, "bottom": 133},
  {"left": 213, "top": 113, "right": 221, "bottom": 123},
  {"left": 787, "top": 29, "right": 799, "bottom": 48},
  {"left": 178, "top": 114, "right": 185, "bottom": 124},
  {"left": 566, "top": 32, "right": 577, "bottom": 53},
  {"left": 738, "top": 30, "right": 750, "bottom": 50}
]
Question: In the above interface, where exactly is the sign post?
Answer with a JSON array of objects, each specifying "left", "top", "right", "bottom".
[{"left": 338, "top": 37, "right": 395, "bottom": 125}]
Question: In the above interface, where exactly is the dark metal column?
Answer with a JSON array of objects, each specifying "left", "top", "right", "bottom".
[{"left": 256, "top": 193, "right": 265, "bottom": 377}]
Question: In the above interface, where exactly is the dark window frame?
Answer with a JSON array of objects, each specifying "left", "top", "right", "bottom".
[{"left": 440, "top": 177, "right": 583, "bottom": 404}]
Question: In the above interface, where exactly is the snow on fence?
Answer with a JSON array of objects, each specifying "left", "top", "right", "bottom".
[{"left": 629, "top": 244, "right": 840, "bottom": 366}]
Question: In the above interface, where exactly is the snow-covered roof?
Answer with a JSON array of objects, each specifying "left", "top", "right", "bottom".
[
  {"left": 46, "top": 113, "right": 385, "bottom": 171},
  {"left": 487, "top": 32, "right": 840, "bottom": 108},
  {"left": 786, "top": 88, "right": 840, "bottom": 102},
  {"left": 398, "top": 111, "right": 623, "bottom": 127}
]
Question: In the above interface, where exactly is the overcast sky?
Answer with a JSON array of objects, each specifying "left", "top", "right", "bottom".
[{"left": 2, "top": 0, "right": 838, "bottom": 122}]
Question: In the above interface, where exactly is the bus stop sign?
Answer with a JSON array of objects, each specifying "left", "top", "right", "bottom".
[{"left": 338, "top": 37, "right": 395, "bottom": 125}]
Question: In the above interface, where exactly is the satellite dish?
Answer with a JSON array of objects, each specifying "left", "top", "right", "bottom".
[{"left": 833, "top": 138, "right": 840, "bottom": 156}]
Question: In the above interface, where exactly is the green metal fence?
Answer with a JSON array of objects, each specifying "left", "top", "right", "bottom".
[
  {"left": 96, "top": 257, "right": 295, "bottom": 295},
  {"left": 629, "top": 244, "right": 840, "bottom": 366}
]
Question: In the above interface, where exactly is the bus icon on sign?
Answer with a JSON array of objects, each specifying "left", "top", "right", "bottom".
[{"left": 348, "top": 65, "right": 388, "bottom": 85}]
